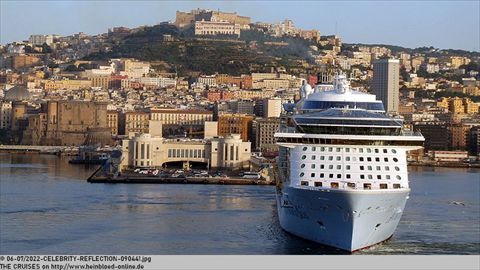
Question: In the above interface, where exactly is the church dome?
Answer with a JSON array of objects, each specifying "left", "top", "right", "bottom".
[{"left": 4, "top": 86, "right": 32, "bottom": 102}]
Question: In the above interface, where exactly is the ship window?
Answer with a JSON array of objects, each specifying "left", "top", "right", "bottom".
[
  {"left": 359, "top": 148, "right": 364, "bottom": 153},
  {"left": 368, "top": 175, "right": 373, "bottom": 180},
  {"left": 393, "top": 183, "right": 401, "bottom": 189},
  {"left": 360, "top": 166, "right": 365, "bottom": 170},
  {"left": 386, "top": 175, "right": 391, "bottom": 180},
  {"left": 312, "top": 155, "right": 316, "bottom": 160},
  {"left": 301, "top": 155, "right": 306, "bottom": 160},
  {"left": 360, "top": 157, "right": 364, "bottom": 162},
  {"left": 367, "top": 157, "right": 372, "bottom": 162},
  {"left": 380, "top": 183, "right": 387, "bottom": 189},
  {"left": 311, "top": 164, "right": 315, "bottom": 169},
  {"left": 312, "top": 147, "right": 316, "bottom": 151},
  {"left": 375, "top": 149, "right": 379, "bottom": 153},
  {"left": 314, "top": 182, "right": 322, "bottom": 187},
  {"left": 385, "top": 166, "right": 390, "bottom": 171},
  {"left": 301, "top": 164, "right": 305, "bottom": 168},
  {"left": 347, "top": 182, "right": 355, "bottom": 188},
  {"left": 331, "top": 182, "right": 339, "bottom": 188},
  {"left": 300, "top": 172, "right": 305, "bottom": 177},
  {"left": 395, "top": 166, "right": 400, "bottom": 171},
  {"left": 320, "top": 173, "right": 324, "bottom": 178},
  {"left": 376, "top": 166, "right": 381, "bottom": 171},
  {"left": 328, "top": 147, "right": 333, "bottom": 152},
  {"left": 301, "top": 181, "right": 309, "bottom": 186},
  {"left": 320, "top": 165, "right": 325, "bottom": 169},
  {"left": 364, "top": 183, "right": 372, "bottom": 189},
  {"left": 346, "top": 165, "right": 351, "bottom": 170},
  {"left": 302, "top": 147, "right": 307, "bottom": 151},
  {"left": 367, "top": 166, "right": 372, "bottom": 170},
  {"left": 321, "top": 147, "right": 325, "bottom": 151},
  {"left": 377, "top": 175, "right": 382, "bottom": 180},
  {"left": 329, "top": 174, "right": 334, "bottom": 178},
  {"left": 360, "top": 175, "right": 365, "bottom": 179},
  {"left": 384, "top": 158, "right": 389, "bottom": 162},
  {"left": 393, "top": 158, "right": 398, "bottom": 162},
  {"left": 337, "top": 165, "right": 341, "bottom": 170},
  {"left": 346, "top": 157, "right": 351, "bottom": 161},
  {"left": 336, "top": 148, "right": 341, "bottom": 152},
  {"left": 392, "top": 149, "right": 397, "bottom": 154},
  {"left": 367, "top": 149, "right": 372, "bottom": 153},
  {"left": 311, "top": 173, "right": 315, "bottom": 178},
  {"left": 345, "top": 148, "right": 350, "bottom": 152},
  {"left": 383, "top": 149, "right": 388, "bottom": 153},
  {"left": 375, "top": 157, "right": 380, "bottom": 162},
  {"left": 337, "top": 174, "right": 341, "bottom": 179},
  {"left": 336, "top": 156, "right": 341, "bottom": 161},
  {"left": 329, "top": 165, "right": 333, "bottom": 169},
  {"left": 396, "top": 175, "right": 402, "bottom": 180},
  {"left": 329, "top": 156, "right": 333, "bottom": 161},
  {"left": 346, "top": 174, "right": 351, "bottom": 179},
  {"left": 320, "top": 156, "right": 325, "bottom": 160}
]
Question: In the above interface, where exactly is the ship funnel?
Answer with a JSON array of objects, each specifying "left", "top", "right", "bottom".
[{"left": 333, "top": 73, "right": 351, "bottom": 94}]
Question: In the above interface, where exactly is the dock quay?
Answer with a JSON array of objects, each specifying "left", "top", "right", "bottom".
[
  {"left": 88, "top": 169, "right": 273, "bottom": 185},
  {"left": 0, "top": 145, "right": 76, "bottom": 155}
]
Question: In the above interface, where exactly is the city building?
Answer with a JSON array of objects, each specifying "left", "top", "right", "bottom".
[
  {"left": 255, "top": 117, "right": 280, "bottom": 152},
  {"left": 413, "top": 122, "right": 450, "bottom": 151},
  {"left": 217, "top": 113, "right": 254, "bottom": 142},
  {"left": 431, "top": 151, "right": 468, "bottom": 162},
  {"left": 150, "top": 109, "right": 213, "bottom": 137},
  {"left": 107, "top": 110, "right": 119, "bottom": 136},
  {"left": 28, "top": 34, "right": 54, "bottom": 46},
  {"left": 263, "top": 98, "right": 282, "bottom": 118},
  {"left": 175, "top": 9, "right": 250, "bottom": 29},
  {"left": 372, "top": 59, "right": 400, "bottom": 113},
  {"left": 195, "top": 20, "right": 241, "bottom": 37},
  {"left": 121, "top": 133, "right": 251, "bottom": 170},
  {"left": 0, "top": 101, "right": 12, "bottom": 129},
  {"left": 23, "top": 100, "right": 110, "bottom": 146},
  {"left": 125, "top": 111, "right": 150, "bottom": 135}
]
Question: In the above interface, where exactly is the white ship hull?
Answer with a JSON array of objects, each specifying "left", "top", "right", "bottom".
[{"left": 276, "top": 186, "right": 409, "bottom": 252}]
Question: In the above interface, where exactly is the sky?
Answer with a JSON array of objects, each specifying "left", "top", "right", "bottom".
[{"left": 1, "top": 0, "right": 479, "bottom": 51}]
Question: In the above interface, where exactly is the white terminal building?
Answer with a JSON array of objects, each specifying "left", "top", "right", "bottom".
[{"left": 120, "top": 121, "right": 251, "bottom": 171}]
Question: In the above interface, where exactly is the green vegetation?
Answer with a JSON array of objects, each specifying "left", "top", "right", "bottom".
[{"left": 84, "top": 25, "right": 316, "bottom": 76}]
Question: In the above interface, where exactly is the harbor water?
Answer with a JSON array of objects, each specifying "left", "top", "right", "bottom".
[{"left": 0, "top": 153, "right": 479, "bottom": 254}]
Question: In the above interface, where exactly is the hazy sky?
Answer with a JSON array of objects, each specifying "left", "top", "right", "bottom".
[{"left": 1, "top": 0, "right": 479, "bottom": 51}]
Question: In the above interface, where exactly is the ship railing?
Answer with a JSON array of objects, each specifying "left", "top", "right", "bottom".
[{"left": 276, "top": 128, "right": 423, "bottom": 137}]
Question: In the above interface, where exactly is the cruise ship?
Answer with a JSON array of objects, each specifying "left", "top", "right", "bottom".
[{"left": 274, "top": 74, "right": 424, "bottom": 252}]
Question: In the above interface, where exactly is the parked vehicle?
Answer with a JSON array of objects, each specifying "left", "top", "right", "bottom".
[{"left": 242, "top": 172, "right": 261, "bottom": 179}]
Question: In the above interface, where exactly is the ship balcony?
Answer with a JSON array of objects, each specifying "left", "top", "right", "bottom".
[{"left": 297, "top": 180, "right": 408, "bottom": 191}]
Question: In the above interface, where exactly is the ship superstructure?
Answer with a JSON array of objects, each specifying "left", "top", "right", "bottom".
[{"left": 274, "top": 74, "right": 424, "bottom": 252}]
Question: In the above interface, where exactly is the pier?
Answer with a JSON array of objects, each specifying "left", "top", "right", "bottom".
[
  {"left": 0, "top": 145, "right": 70, "bottom": 154},
  {"left": 87, "top": 168, "right": 274, "bottom": 185}
]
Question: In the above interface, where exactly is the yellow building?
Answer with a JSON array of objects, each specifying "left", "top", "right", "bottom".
[
  {"left": 150, "top": 109, "right": 213, "bottom": 125},
  {"left": 217, "top": 113, "right": 254, "bottom": 142},
  {"left": 233, "top": 90, "right": 276, "bottom": 100},
  {"left": 43, "top": 79, "right": 92, "bottom": 91},
  {"left": 463, "top": 98, "right": 479, "bottom": 114},
  {"left": 91, "top": 76, "right": 111, "bottom": 90},
  {"left": 436, "top": 97, "right": 449, "bottom": 110},
  {"left": 448, "top": 97, "right": 465, "bottom": 114},
  {"left": 450, "top": 56, "right": 471, "bottom": 68},
  {"left": 125, "top": 111, "right": 150, "bottom": 135},
  {"left": 450, "top": 124, "right": 471, "bottom": 150},
  {"left": 107, "top": 110, "right": 118, "bottom": 135}
]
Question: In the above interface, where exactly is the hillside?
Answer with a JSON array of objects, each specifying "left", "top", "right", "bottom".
[{"left": 84, "top": 24, "right": 316, "bottom": 76}]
